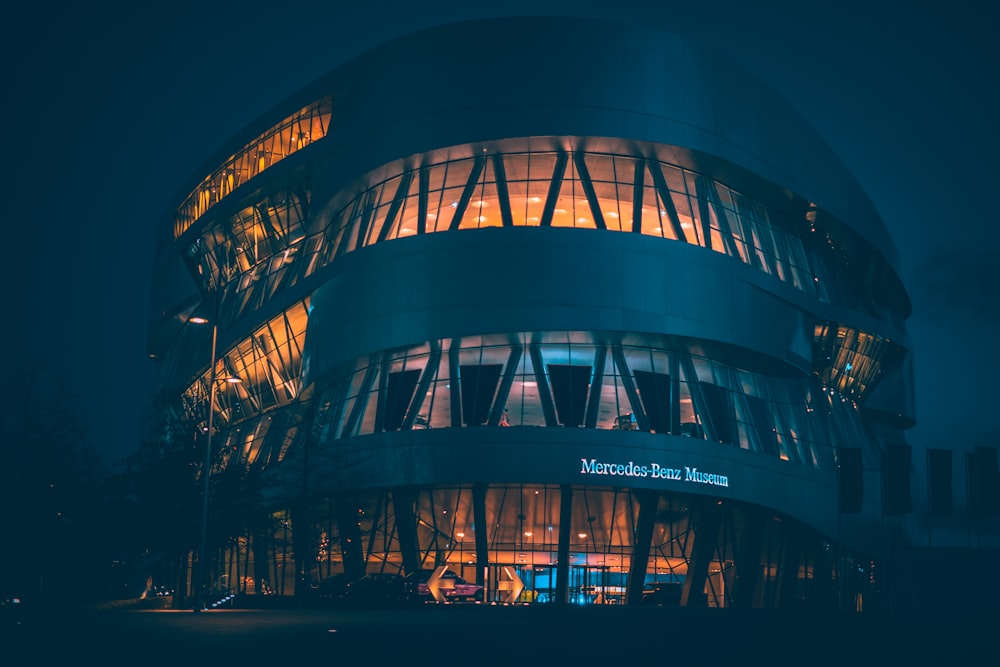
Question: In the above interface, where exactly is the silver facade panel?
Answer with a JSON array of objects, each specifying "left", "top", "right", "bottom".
[{"left": 302, "top": 227, "right": 815, "bottom": 386}]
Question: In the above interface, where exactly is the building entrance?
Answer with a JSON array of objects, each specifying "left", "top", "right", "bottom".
[
  {"left": 512, "top": 564, "right": 627, "bottom": 604},
  {"left": 571, "top": 565, "right": 626, "bottom": 604}
]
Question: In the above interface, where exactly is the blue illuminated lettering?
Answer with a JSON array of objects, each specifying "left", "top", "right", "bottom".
[{"left": 581, "top": 458, "right": 729, "bottom": 488}]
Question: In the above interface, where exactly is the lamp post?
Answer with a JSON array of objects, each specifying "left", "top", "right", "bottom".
[{"left": 190, "top": 315, "right": 241, "bottom": 612}]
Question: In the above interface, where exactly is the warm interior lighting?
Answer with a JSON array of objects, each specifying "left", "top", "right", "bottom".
[{"left": 190, "top": 316, "right": 209, "bottom": 324}]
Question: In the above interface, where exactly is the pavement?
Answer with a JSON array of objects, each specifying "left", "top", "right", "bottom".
[{"left": 3, "top": 601, "right": 996, "bottom": 666}]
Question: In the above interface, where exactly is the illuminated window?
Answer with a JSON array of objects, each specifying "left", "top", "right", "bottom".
[{"left": 174, "top": 96, "right": 332, "bottom": 238}]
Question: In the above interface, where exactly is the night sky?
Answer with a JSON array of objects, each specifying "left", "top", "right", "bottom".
[{"left": 6, "top": 1, "right": 998, "bottom": 465}]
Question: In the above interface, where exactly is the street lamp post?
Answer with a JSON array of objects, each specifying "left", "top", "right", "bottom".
[
  {"left": 191, "top": 315, "right": 217, "bottom": 612},
  {"left": 190, "top": 315, "right": 241, "bottom": 612}
]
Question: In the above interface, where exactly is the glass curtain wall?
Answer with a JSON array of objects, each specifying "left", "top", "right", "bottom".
[
  {"left": 180, "top": 144, "right": 901, "bottom": 363},
  {"left": 318, "top": 149, "right": 829, "bottom": 303},
  {"left": 243, "top": 485, "right": 873, "bottom": 610},
  {"left": 311, "top": 331, "right": 875, "bottom": 471},
  {"left": 175, "top": 97, "right": 332, "bottom": 239},
  {"left": 172, "top": 145, "right": 900, "bottom": 444}
]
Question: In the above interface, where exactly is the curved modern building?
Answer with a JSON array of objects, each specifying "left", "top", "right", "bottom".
[{"left": 146, "top": 15, "right": 925, "bottom": 611}]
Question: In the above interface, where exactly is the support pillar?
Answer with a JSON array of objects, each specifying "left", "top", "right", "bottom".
[
  {"left": 289, "top": 500, "right": 316, "bottom": 600},
  {"left": 777, "top": 527, "right": 802, "bottom": 610},
  {"left": 680, "top": 498, "right": 723, "bottom": 608},
  {"left": 625, "top": 490, "right": 658, "bottom": 605},
  {"left": 252, "top": 513, "right": 272, "bottom": 596},
  {"left": 555, "top": 484, "right": 573, "bottom": 604},
  {"left": 336, "top": 495, "right": 366, "bottom": 580},
  {"left": 731, "top": 506, "right": 765, "bottom": 609},
  {"left": 393, "top": 487, "right": 421, "bottom": 576},
  {"left": 473, "top": 484, "right": 489, "bottom": 588},
  {"left": 810, "top": 536, "right": 836, "bottom": 611}
]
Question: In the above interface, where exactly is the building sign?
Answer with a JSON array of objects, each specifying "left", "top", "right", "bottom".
[{"left": 579, "top": 457, "right": 730, "bottom": 488}]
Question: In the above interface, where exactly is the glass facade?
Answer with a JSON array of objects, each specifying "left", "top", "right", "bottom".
[
  {"left": 152, "top": 131, "right": 904, "bottom": 610},
  {"left": 322, "top": 151, "right": 824, "bottom": 298},
  {"left": 174, "top": 97, "right": 332, "bottom": 239},
  {"left": 180, "top": 300, "right": 309, "bottom": 463},
  {"left": 168, "top": 144, "right": 903, "bottom": 463},
  {"left": 813, "top": 323, "right": 905, "bottom": 403},
  {"left": 202, "top": 484, "right": 875, "bottom": 610},
  {"left": 310, "top": 332, "right": 873, "bottom": 470}
]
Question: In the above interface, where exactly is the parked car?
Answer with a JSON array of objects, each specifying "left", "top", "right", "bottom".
[
  {"left": 642, "top": 582, "right": 682, "bottom": 606},
  {"left": 403, "top": 569, "right": 483, "bottom": 602},
  {"left": 344, "top": 572, "right": 404, "bottom": 606},
  {"left": 309, "top": 573, "right": 356, "bottom": 606},
  {"left": 1, "top": 595, "right": 29, "bottom": 627}
]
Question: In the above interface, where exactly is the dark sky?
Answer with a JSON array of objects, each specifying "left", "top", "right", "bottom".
[{"left": 6, "top": 1, "right": 999, "bottom": 465}]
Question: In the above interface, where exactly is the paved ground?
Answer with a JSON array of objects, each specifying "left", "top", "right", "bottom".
[{"left": 3, "top": 601, "right": 995, "bottom": 666}]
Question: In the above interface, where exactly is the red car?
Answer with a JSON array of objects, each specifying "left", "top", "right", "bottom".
[{"left": 405, "top": 569, "right": 483, "bottom": 602}]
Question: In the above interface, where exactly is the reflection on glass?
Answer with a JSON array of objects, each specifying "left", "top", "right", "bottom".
[{"left": 312, "top": 331, "right": 866, "bottom": 471}]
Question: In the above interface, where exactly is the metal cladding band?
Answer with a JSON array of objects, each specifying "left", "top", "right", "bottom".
[
  {"left": 305, "top": 427, "right": 840, "bottom": 540},
  {"left": 302, "top": 226, "right": 817, "bottom": 387}
]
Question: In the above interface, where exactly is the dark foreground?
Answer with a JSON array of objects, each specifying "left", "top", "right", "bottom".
[{"left": 3, "top": 602, "right": 996, "bottom": 666}]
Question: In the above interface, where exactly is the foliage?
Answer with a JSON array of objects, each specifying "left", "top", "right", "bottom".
[{"left": 0, "top": 368, "right": 116, "bottom": 603}]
